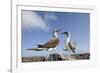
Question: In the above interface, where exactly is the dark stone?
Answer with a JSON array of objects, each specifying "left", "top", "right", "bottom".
[{"left": 46, "top": 53, "right": 63, "bottom": 61}]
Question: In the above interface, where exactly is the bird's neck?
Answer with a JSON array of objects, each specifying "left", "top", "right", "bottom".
[
  {"left": 66, "top": 34, "right": 71, "bottom": 44},
  {"left": 53, "top": 32, "right": 58, "bottom": 39}
]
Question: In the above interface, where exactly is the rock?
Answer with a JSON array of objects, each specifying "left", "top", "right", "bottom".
[
  {"left": 46, "top": 53, "right": 90, "bottom": 61},
  {"left": 71, "top": 53, "right": 90, "bottom": 59},
  {"left": 46, "top": 53, "right": 65, "bottom": 61},
  {"left": 22, "top": 53, "right": 90, "bottom": 62},
  {"left": 22, "top": 56, "right": 46, "bottom": 62}
]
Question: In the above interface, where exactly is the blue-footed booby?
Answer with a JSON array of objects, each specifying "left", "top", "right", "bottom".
[
  {"left": 27, "top": 29, "right": 61, "bottom": 52},
  {"left": 61, "top": 32, "right": 76, "bottom": 55}
]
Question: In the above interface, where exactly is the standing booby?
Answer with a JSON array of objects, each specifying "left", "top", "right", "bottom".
[
  {"left": 27, "top": 29, "right": 61, "bottom": 52},
  {"left": 61, "top": 32, "right": 76, "bottom": 55}
]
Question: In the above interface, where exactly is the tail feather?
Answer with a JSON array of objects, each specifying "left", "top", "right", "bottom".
[
  {"left": 71, "top": 47, "right": 75, "bottom": 53},
  {"left": 72, "top": 50, "right": 75, "bottom": 53},
  {"left": 37, "top": 45, "right": 43, "bottom": 48}
]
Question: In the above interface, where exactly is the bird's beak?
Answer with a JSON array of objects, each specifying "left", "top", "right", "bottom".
[
  {"left": 56, "top": 29, "right": 61, "bottom": 32},
  {"left": 61, "top": 32, "right": 69, "bottom": 35},
  {"left": 61, "top": 32, "right": 65, "bottom": 34}
]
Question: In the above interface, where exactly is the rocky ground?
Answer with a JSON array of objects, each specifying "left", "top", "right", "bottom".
[{"left": 22, "top": 53, "right": 90, "bottom": 63}]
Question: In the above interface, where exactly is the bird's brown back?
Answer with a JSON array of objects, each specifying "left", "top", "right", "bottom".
[{"left": 42, "top": 38, "right": 59, "bottom": 48}]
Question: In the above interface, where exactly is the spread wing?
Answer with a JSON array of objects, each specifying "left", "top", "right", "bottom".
[
  {"left": 68, "top": 42, "right": 75, "bottom": 53},
  {"left": 27, "top": 48, "right": 43, "bottom": 51}
]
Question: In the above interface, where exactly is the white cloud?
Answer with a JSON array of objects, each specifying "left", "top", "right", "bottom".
[
  {"left": 22, "top": 11, "right": 48, "bottom": 31},
  {"left": 44, "top": 13, "right": 57, "bottom": 20},
  {"left": 43, "top": 13, "right": 58, "bottom": 25}
]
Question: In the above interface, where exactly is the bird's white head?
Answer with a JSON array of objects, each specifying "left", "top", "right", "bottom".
[
  {"left": 52, "top": 29, "right": 61, "bottom": 38},
  {"left": 61, "top": 32, "right": 70, "bottom": 37},
  {"left": 61, "top": 31, "right": 71, "bottom": 44}
]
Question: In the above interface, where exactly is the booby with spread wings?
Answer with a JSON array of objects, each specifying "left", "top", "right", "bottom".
[{"left": 61, "top": 32, "right": 76, "bottom": 55}]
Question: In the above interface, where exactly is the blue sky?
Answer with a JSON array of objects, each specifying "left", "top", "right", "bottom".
[{"left": 22, "top": 10, "right": 90, "bottom": 57}]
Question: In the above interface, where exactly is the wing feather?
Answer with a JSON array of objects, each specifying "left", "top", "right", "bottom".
[
  {"left": 68, "top": 42, "right": 75, "bottom": 53},
  {"left": 43, "top": 38, "right": 59, "bottom": 48},
  {"left": 27, "top": 48, "right": 43, "bottom": 51}
]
